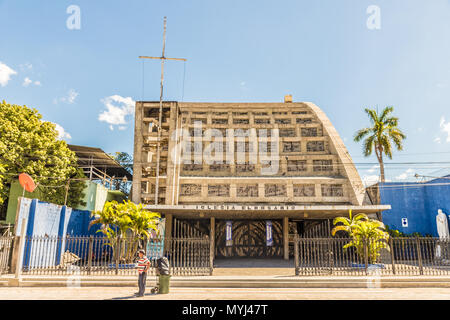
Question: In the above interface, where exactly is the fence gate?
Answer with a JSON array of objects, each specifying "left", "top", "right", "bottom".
[
  {"left": 215, "top": 220, "right": 283, "bottom": 258},
  {"left": 0, "top": 236, "right": 13, "bottom": 275},
  {"left": 20, "top": 235, "right": 211, "bottom": 276},
  {"left": 294, "top": 236, "right": 450, "bottom": 276}
]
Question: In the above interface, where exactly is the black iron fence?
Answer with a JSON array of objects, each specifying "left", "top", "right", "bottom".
[
  {"left": 21, "top": 235, "right": 211, "bottom": 276},
  {"left": 294, "top": 236, "right": 450, "bottom": 276},
  {"left": 0, "top": 236, "right": 13, "bottom": 275}
]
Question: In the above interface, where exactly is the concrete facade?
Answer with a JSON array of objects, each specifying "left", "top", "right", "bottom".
[{"left": 131, "top": 97, "right": 390, "bottom": 258}]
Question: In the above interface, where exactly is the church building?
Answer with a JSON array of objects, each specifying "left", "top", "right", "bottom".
[{"left": 132, "top": 95, "right": 390, "bottom": 260}]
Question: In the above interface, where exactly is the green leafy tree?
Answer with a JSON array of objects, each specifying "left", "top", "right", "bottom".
[
  {"left": 332, "top": 210, "right": 390, "bottom": 264},
  {"left": 354, "top": 106, "right": 406, "bottom": 182},
  {"left": 0, "top": 163, "right": 5, "bottom": 205},
  {"left": 90, "top": 200, "right": 161, "bottom": 263},
  {"left": 109, "top": 152, "right": 132, "bottom": 196},
  {"left": 0, "top": 101, "right": 85, "bottom": 207}
]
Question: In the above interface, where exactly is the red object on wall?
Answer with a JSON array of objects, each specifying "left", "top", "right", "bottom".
[{"left": 18, "top": 173, "right": 36, "bottom": 193}]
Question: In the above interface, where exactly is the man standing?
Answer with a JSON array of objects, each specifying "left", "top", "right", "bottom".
[{"left": 135, "top": 249, "right": 150, "bottom": 297}]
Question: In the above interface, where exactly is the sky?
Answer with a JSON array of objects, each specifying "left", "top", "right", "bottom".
[{"left": 0, "top": 0, "right": 450, "bottom": 185}]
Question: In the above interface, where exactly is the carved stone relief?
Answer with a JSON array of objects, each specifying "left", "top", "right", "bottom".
[
  {"left": 237, "top": 184, "right": 259, "bottom": 197},
  {"left": 208, "top": 184, "right": 230, "bottom": 197},
  {"left": 287, "top": 160, "right": 307, "bottom": 172},
  {"left": 301, "top": 127, "right": 318, "bottom": 137},
  {"left": 321, "top": 184, "right": 344, "bottom": 197},
  {"left": 307, "top": 141, "right": 325, "bottom": 152},
  {"left": 313, "top": 160, "right": 333, "bottom": 172},
  {"left": 283, "top": 142, "right": 301, "bottom": 153},
  {"left": 180, "top": 184, "right": 202, "bottom": 196},
  {"left": 293, "top": 184, "right": 316, "bottom": 197},
  {"left": 264, "top": 184, "right": 287, "bottom": 197}
]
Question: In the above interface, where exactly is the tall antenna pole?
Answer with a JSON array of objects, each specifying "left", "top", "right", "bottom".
[{"left": 139, "top": 17, "right": 187, "bottom": 205}]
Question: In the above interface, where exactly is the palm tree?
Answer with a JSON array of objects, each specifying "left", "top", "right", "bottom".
[
  {"left": 331, "top": 210, "right": 369, "bottom": 236},
  {"left": 354, "top": 106, "right": 406, "bottom": 182}
]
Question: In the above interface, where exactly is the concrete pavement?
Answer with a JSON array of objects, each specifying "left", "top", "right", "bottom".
[{"left": 0, "top": 286, "right": 450, "bottom": 300}]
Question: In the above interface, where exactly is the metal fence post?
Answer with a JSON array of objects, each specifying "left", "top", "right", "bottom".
[
  {"left": 294, "top": 234, "right": 299, "bottom": 276},
  {"left": 364, "top": 238, "right": 369, "bottom": 275},
  {"left": 389, "top": 237, "right": 396, "bottom": 275},
  {"left": 209, "top": 236, "right": 214, "bottom": 275},
  {"left": 416, "top": 237, "right": 424, "bottom": 275},
  {"left": 88, "top": 236, "right": 93, "bottom": 275},
  {"left": 115, "top": 236, "right": 121, "bottom": 275},
  {"left": 14, "top": 218, "right": 27, "bottom": 280}
]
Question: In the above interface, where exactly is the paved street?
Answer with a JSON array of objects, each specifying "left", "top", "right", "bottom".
[{"left": 0, "top": 286, "right": 450, "bottom": 300}]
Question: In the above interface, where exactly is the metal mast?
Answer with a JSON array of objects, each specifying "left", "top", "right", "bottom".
[{"left": 139, "top": 17, "right": 186, "bottom": 205}]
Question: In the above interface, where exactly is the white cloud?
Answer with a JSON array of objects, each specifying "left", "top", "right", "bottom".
[
  {"left": 362, "top": 174, "right": 380, "bottom": 186},
  {"left": 0, "top": 62, "right": 17, "bottom": 87},
  {"left": 54, "top": 89, "right": 78, "bottom": 104},
  {"left": 395, "top": 168, "right": 415, "bottom": 181},
  {"left": 98, "top": 95, "right": 135, "bottom": 129},
  {"left": 51, "top": 122, "right": 72, "bottom": 140},
  {"left": 23, "top": 77, "right": 32, "bottom": 87},
  {"left": 440, "top": 116, "right": 450, "bottom": 143},
  {"left": 435, "top": 137, "right": 442, "bottom": 144},
  {"left": 23, "top": 77, "right": 42, "bottom": 87}
]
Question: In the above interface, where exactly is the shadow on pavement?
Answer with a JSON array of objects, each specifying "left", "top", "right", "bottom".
[{"left": 110, "top": 293, "right": 158, "bottom": 300}]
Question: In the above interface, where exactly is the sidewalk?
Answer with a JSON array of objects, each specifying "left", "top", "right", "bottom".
[
  {"left": 2, "top": 273, "right": 450, "bottom": 288},
  {"left": 1, "top": 286, "right": 450, "bottom": 300}
]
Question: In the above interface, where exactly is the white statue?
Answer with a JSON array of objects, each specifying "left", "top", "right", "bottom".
[
  {"left": 435, "top": 209, "right": 450, "bottom": 262},
  {"left": 436, "top": 209, "right": 449, "bottom": 239}
]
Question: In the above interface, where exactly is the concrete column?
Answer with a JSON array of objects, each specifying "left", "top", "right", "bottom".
[
  {"left": 132, "top": 102, "right": 143, "bottom": 203},
  {"left": 164, "top": 214, "right": 173, "bottom": 239},
  {"left": 283, "top": 216, "right": 289, "bottom": 260}
]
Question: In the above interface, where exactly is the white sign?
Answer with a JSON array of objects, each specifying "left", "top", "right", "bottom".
[{"left": 401, "top": 218, "right": 408, "bottom": 228}]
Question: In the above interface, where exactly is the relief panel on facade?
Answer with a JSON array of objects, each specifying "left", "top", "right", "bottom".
[
  {"left": 275, "top": 118, "right": 291, "bottom": 125},
  {"left": 182, "top": 164, "right": 203, "bottom": 172},
  {"left": 210, "top": 164, "right": 231, "bottom": 172},
  {"left": 296, "top": 118, "right": 313, "bottom": 124},
  {"left": 307, "top": 141, "right": 325, "bottom": 152},
  {"left": 313, "top": 160, "right": 333, "bottom": 172},
  {"left": 237, "top": 184, "right": 259, "bottom": 197},
  {"left": 287, "top": 160, "right": 307, "bottom": 172},
  {"left": 180, "top": 184, "right": 202, "bottom": 196},
  {"left": 293, "top": 184, "right": 316, "bottom": 197},
  {"left": 301, "top": 127, "right": 318, "bottom": 137},
  {"left": 279, "top": 129, "right": 296, "bottom": 137},
  {"left": 212, "top": 118, "right": 228, "bottom": 125},
  {"left": 254, "top": 118, "right": 270, "bottom": 124},
  {"left": 233, "top": 118, "right": 250, "bottom": 125},
  {"left": 208, "top": 184, "right": 230, "bottom": 197},
  {"left": 283, "top": 142, "right": 301, "bottom": 153},
  {"left": 321, "top": 184, "right": 344, "bottom": 197},
  {"left": 264, "top": 184, "right": 287, "bottom": 197},
  {"left": 236, "top": 163, "right": 255, "bottom": 173}
]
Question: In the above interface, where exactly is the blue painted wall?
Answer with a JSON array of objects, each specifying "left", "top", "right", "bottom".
[{"left": 379, "top": 176, "right": 450, "bottom": 236}]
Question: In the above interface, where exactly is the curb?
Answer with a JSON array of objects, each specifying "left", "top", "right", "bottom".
[{"left": 3, "top": 277, "right": 450, "bottom": 288}]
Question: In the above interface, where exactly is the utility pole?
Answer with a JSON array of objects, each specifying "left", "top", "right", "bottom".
[{"left": 139, "top": 16, "right": 187, "bottom": 205}]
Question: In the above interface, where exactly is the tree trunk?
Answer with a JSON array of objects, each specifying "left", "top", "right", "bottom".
[{"left": 375, "top": 144, "right": 385, "bottom": 183}]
